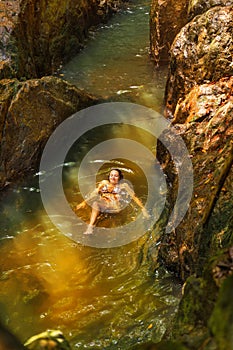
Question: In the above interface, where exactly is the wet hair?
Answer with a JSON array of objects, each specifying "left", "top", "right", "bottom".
[{"left": 109, "top": 168, "right": 123, "bottom": 180}]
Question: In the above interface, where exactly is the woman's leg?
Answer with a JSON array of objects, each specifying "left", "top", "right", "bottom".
[
  {"left": 84, "top": 201, "right": 100, "bottom": 234},
  {"left": 89, "top": 202, "right": 100, "bottom": 226}
]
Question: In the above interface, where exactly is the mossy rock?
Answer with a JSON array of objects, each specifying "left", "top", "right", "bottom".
[{"left": 209, "top": 274, "right": 233, "bottom": 350}]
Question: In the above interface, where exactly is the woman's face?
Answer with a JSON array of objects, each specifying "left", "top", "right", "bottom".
[{"left": 109, "top": 170, "right": 120, "bottom": 185}]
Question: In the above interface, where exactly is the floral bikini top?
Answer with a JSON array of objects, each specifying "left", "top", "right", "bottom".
[
  {"left": 98, "top": 181, "right": 133, "bottom": 208},
  {"left": 99, "top": 184, "right": 120, "bottom": 194}
]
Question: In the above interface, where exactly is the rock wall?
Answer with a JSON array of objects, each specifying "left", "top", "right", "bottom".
[
  {"left": 0, "top": 0, "right": 126, "bottom": 79},
  {"left": 165, "top": 5, "right": 233, "bottom": 116},
  {"left": 188, "top": 0, "right": 233, "bottom": 19},
  {"left": 150, "top": 1, "right": 233, "bottom": 349},
  {"left": 0, "top": 76, "right": 97, "bottom": 188},
  {"left": 159, "top": 76, "right": 233, "bottom": 278}
]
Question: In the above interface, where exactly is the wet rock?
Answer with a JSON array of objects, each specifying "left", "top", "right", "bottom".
[
  {"left": 0, "top": 76, "right": 97, "bottom": 188},
  {"left": 0, "top": 79, "right": 21, "bottom": 143},
  {"left": 188, "top": 0, "right": 233, "bottom": 20},
  {"left": 207, "top": 165, "right": 233, "bottom": 253},
  {"left": 165, "top": 5, "right": 233, "bottom": 116},
  {"left": 168, "top": 274, "right": 218, "bottom": 349},
  {"left": 150, "top": 0, "right": 189, "bottom": 66},
  {"left": 209, "top": 274, "right": 233, "bottom": 350},
  {"left": 212, "top": 247, "right": 233, "bottom": 287},
  {"left": 158, "top": 76, "right": 233, "bottom": 279},
  {"left": 0, "top": 0, "right": 126, "bottom": 79},
  {"left": 0, "top": 327, "right": 72, "bottom": 349}
]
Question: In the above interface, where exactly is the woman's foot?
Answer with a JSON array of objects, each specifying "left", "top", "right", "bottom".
[{"left": 83, "top": 225, "right": 94, "bottom": 235}]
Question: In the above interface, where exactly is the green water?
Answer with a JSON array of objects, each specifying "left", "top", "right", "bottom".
[
  {"left": 0, "top": 1, "right": 181, "bottom": 349},
  {"left": 61, "top": 0, "right": 167, "bottom": 110}
]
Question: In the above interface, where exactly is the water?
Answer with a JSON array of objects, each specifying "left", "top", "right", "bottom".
[
  {"left": 61, "top": 0, "right": 167, "bottom": 110},
  {"left": 0, "top": 158, "right": 181, "bottom": 348},
  {"left": 0, "top": 1, "right": 181, "bottom": 349}
]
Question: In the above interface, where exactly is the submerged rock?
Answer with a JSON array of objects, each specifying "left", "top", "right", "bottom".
[
  {"left": 130, "top": 340, "right": 189, "bottom": 349},
  {"left": 0, "top": 76, "right": 97, "bottom": 188}
]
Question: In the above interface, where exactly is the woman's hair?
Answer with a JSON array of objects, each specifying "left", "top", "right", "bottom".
[{"left": 109, "top": 168, "right": 123, "bottom": 180}]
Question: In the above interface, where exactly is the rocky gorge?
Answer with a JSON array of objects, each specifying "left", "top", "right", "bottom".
[
  {"left": 150, "top": 0, "right": 233, "bottom": 349},
  {"left": 0, "top": 0, "right": 233, "bottom": 349},
  {"left": 0, "top": 0, "right": 125, "bottom": 187}
]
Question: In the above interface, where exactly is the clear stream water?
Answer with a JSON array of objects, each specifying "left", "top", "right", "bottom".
[
  {"left": 0, "top": 1, "right": 181, "bottom": 349},
  {"left": 61, "top": 0, "right": 167, "bottom": 110}
]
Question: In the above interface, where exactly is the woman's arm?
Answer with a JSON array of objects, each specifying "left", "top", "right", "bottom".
[
  {"left": 75, "top": 200, "right": 86, "bottom": 210},
  {"left": 123, "top": 183, "right": 150, "bottom": 218},
  {"left": 131, "top": 194, "right": 150, "bottom": 218}
]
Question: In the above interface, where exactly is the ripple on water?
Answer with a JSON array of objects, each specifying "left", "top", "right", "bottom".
[
  {"left": 60, "top": 0, "right": 168, "bottom": 110},
  {"left": 0, "top": 217, "right": 181, "bottom": 347}
]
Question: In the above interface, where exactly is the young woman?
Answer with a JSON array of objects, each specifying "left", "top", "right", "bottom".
[{"left": 76, "top": 169, "right": 149, "bottom": 234}]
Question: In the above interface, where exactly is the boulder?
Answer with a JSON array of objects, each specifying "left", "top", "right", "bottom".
[
  {"left": 188, "top": 0, "right": 233, "bottom": 20},
  {"left": 0, "top": 76, "right": 97, "bottom": 188},
  {"left": 165, "top": 5, "right": 233, "bottom": 116}
]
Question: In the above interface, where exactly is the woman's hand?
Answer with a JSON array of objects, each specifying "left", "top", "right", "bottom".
[{"left": 76, "top": 201, "right": 86, "bottom": 210}]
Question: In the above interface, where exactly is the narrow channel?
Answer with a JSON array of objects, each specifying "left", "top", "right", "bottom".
[
  {"left": 61, "top": 0, "right": 167, "bottom": 111},
  {"left": 0, "top": 1, "right": 181, "bottom": 349}
]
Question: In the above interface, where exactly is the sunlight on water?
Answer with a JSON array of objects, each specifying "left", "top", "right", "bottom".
[
  {"left": 0, "top": 201, "right": 181, "bottom": 348},
  {"left": 0, "top": 123, "right": 181, "bottom": 348}
]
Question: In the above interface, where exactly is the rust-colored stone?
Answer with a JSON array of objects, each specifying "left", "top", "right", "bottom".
[
  {"left": 188, "top": 0, "right": 233, "bottom": 20},
  {"left": 165, "top": 6, "right": 233, "bottom": 117},
  {"left": 159, "top": 77, "right": 233, "bottom": 279}
]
